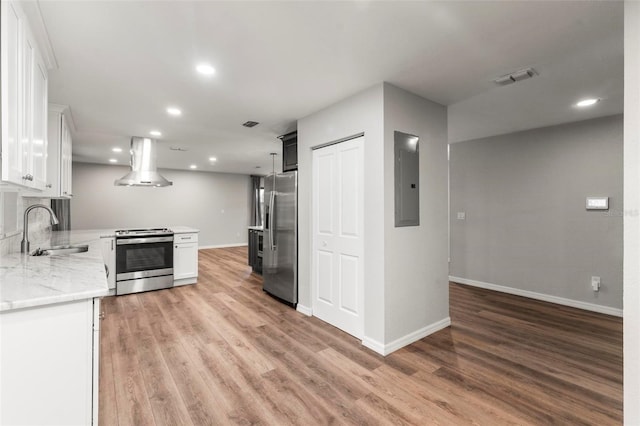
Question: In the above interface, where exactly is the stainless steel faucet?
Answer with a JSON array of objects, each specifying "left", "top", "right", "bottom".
[{"left": 21, "top": 204, "right": 59, "bottom": 253}]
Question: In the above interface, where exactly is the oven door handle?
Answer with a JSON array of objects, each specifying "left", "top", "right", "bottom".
[{"left": 116, "top": 236, "right": 174, "bottom": 245}]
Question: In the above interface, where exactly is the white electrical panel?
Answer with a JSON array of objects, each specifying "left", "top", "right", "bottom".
[{"left": 586, "top": 197, "right": 609, "bottom": 210}]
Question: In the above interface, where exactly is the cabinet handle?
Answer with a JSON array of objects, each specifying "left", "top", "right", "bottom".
[
  {"left": 175, "top": 245, "right": 178, "bottom": 248},
  {"left": 45, "top": 183, "right": 52, "bottom": 188},
  {"left": 22, "top": 174, "right": 33, "bottom": 181}
]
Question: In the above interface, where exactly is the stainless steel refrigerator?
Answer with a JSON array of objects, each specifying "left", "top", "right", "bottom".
[{"left": 263, "top": 171, "right": 297, "bottom": 306}]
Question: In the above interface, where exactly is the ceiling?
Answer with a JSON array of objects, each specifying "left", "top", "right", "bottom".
[{"left": 38, "top": 1, "right": 623, "bottom": 174}]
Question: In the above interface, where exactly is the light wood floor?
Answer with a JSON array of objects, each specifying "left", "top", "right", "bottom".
[{"left": 99, "top": 247, "right": 623, "bottom": 425}]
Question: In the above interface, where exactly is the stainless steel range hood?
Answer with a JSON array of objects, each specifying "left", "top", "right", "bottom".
[{"left": 114, "top": 137, "right": 173, "bottom": 187}]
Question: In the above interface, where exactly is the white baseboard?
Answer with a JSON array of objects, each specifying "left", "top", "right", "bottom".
[
  {"left": 362, "top": 317, "right": 452, "bottom": 356},
  {"left": 362, "top": 337, "right": 386, "bottom": 355},
  {"left": 449, "top": 276, "right": 623, "bottom": 317},
  {"left": 199, "top": 243, "right": 248, "bottom": 250},
  {"left": 296, "top": 304, "right": 312, "bottom": 316},
  {"left": 174, "top": 277, "right": 197, "bottom": 287}
]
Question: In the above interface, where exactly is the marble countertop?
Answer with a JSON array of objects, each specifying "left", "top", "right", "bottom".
[
  {"left": 171, "top": 226, "right": 199, "bottom": 234},
  {"left": 0, "top": 230, "right": 110, "bottom": 312}
]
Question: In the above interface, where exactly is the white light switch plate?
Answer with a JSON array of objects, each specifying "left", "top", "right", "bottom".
[
  {"left": 457, "top": 212, "right": 466, "bottom": 220},
  {"left": 586, "top": 197, "right": 609, "bottom": 210}
]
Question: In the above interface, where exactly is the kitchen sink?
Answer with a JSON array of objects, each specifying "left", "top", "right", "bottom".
[{"left": 30, "top": 244, "right": 89, "bottom": 256}]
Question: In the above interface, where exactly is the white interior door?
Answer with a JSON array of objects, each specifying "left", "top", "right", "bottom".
[{"left": 312, "top": 136, "right": 364, "bottom": 339}]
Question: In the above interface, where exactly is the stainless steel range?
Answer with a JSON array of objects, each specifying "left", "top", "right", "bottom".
[{"left": 115, "top": 228, "right": 174, "bottom": 295}]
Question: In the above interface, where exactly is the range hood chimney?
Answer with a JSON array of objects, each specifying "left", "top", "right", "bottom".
[{"left": 114, "top": 137, "right": 173, "bottom": 187}]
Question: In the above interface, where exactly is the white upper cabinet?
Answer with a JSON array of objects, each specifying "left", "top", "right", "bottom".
[
  {"left": 1, "top": 0, "right": 48, "bottom": 191},
  {"left": 39, "top": 104, "right": 73, "bottom": 198},
  {"left": 1, "top": 2, "right": 24, "bottom": 184}
]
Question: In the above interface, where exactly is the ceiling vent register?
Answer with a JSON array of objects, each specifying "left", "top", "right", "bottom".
[
  {"left": 493, "top": 67, "right": 537, "bottom": 86},
  {"left": 243, "top": 121, "right": 259, "bottom": 128}
]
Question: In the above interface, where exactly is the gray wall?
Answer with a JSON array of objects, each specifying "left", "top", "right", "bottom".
[
  {"left": 298, "top": 82, "right": 449, "bottom": 351},
  {"left": 383, "top": 83, "right": 449, "bottom": 343},
  {"left": 71, "top": 162, "right": 251, "bottom": 247},
  {"left": 298, "top": 83, "right": 386, "bottom": 344},
  {"left": 450, "top": 115, "right": 623, "bottom": 310}
]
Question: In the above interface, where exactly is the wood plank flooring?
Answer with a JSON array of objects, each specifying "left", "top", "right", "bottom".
[{"left": 99, "top": 247, "right": 623, "bottom": 425}]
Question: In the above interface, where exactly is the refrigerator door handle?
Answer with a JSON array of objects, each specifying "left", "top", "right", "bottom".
[{"left": 269, "top": 191, "right": 276, "bottom": 251}]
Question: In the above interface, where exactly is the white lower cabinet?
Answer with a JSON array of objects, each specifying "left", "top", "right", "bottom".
[
  {"left": 0, "top": 298, "right": 101, "bottom": 425},
  {"left": 174, "top": 232, "right": 198, "bottom": 285}
]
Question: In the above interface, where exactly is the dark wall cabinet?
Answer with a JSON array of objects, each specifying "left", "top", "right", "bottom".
[
  {"left": 248, "top": 228, "right": 263, "bottom": 274},
  {"left": 280, "top": 131, "right": 298, "bottom": 172}
]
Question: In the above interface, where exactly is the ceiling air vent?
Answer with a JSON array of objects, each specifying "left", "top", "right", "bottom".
[
  {"left": 493, "top": 67, "right": 537, "bottom": 86},
  {"left": 243, "top": 121, "right": 259, "bottom": 128}
]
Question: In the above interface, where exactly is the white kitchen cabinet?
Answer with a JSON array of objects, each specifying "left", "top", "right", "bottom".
[
  {"left": 174, "top": 232, "right": 198, "bottom": 285},
  {"left": 0, "top": 298, "right": 101, "bottom": 425},
  {"left": 38, "top": 104, "right": 74, "bottom": 198},
  {"left": 101, "top": 236, "right": 116, "bottom": 291},
  {"left": 0, "top": 0, "right": 49, "bottom": 191}
]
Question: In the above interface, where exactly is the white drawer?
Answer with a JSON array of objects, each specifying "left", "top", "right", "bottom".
[{"left": 175, "top": 233, "right": 198, "bottom": 243}]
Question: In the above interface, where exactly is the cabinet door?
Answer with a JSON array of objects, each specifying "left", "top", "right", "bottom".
[
  {"left": 101, "top": 237, "right": 116, "bottom": 290},
  {"left": 1, "top": 1, "right": 48, "bottom": 190},
  {"left": 174, "top": 242, "right": 198, "bottom": 280},
  {"left": 248, "top": 229, "right": 255, "bottom": 266},
  {"left": 30, "top": 55, "right": 48, "bottom": 190},
  {"left": 62, "top": 118, "right": 73, "bottom": 196},
  {"left": 282, "top": 138, "right": 298, "bottom": 172},
  {"left": 20, "top": 29, "right": 34, "bottom": 184},
  {"left": 0, "top": 299, "right": 94, "bottom": 425},
  {"left": 0, "top": 1, "right": 25, "bottom": 184}
]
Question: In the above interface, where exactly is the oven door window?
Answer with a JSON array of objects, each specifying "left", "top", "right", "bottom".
[{"left": 117, "top": 241, "right": 173, "bottom": 274}]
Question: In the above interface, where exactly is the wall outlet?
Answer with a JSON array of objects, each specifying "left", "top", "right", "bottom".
[
  {"left": 457, "top": 212, "right": 466, "bottom": 220},
  {"left": 591, "top": 276, "right": 601, "bottom": 292}
]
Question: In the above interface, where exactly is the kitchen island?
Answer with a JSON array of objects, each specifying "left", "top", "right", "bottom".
[{"left": 0, "top": 229, "right": 110, "bottom": 426}]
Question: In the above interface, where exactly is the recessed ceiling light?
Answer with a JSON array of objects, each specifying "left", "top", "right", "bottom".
[
  {"left": 196, "top": 63, "right": 216, "bottom": 76},
  {"left": 149, "top": 130, "right": 162, "bottom": 137},
  {"left": 576, "top": 98, "right": 600, "bottom": 107},
  {"left": 167, "top": 107, "right": 182, "bottom": 116},
  {"left": 189, "top": 164, "right": 197, "bottom": 169},
  {"left": 209, "top": 157, "right": 217, "bottom": 162},
  {"left": 112, "top": 147, "right": 122, "bottom": 153},
  {"left": 109, "top": 158, "right": 118, "bottom": 163}
]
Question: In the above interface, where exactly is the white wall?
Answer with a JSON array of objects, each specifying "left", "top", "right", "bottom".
[
  {"left": 450, "top": 116, "right": 623, "bottom": 314},
  {"left": 383, "top": 83, "right": 449, "bottom": 343},
  {"left": 298, "top": 83, "right": 386, "bottom": 344},
  {"left": 71, "top": 162, "right": 251, "bottom": 247},
  {"left": 624, "top": 2, "right": 640, "bottom": 423}
]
